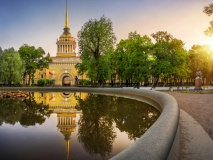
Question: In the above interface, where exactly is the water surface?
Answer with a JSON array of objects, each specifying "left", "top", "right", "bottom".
[{"left": 0, "top": 92, "right": 160, "bottom": 160}]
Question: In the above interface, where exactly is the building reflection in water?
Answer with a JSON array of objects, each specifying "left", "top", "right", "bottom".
[{"left": 33, "top": 92, "right": 86, "bottom": 160}]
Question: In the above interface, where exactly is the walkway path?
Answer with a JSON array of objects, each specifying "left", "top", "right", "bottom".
[{"left": 166, "top": 91, "right": 213, "bottom": 160}]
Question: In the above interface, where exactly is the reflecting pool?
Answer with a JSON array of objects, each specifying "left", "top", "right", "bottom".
[{"left": 0, "top": 92, "right": 160, "bottom": 160}]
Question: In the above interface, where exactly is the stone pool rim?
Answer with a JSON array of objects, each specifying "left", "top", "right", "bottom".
[{"left": 0, "top": 87, "right": 179, "bottom": 160}]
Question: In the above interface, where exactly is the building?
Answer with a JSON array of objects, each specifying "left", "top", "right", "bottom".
[{"left": 34, "top": 2, "right": 85, "bottom": 86}]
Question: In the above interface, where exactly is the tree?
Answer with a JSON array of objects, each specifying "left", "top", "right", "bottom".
[
  {"left": 151, "top": 31, "right": 189, "bottom": 87},
  {"left": 77, "top": 16, "right": 116, "bottom": 87},
  {"left": 113, "top": 32, "right": 153, "bottom": 87},
  {"left": 0, "top": 47, "right": 3, "bottom": 55},
  {"left": 204, "top": 3, "right": 213, "bottom": 36},
  {"left": 0, "top": 48, "right": 24, "bottom": 85},
  {"left": 188, "top": 45, "right": 213, "bottom": 85},
  {"left": 18, "top": 44, "right": 52, "bottom": 85}
]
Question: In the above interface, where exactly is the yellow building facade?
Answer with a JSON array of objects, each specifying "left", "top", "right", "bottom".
[{"left": 34, "top": 3, "right": 83, "bottom": 86}]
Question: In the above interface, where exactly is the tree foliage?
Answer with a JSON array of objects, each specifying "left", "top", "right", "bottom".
[
  {"left": 0, "top": 48, "right": 24, "bottom": 85},
  {"left": 0, "top": 47, "right": 3, "bottom": 55},
  {"left": 204, "top": 3, "right": 213, "bottom": 36},
  {"left": 77, "top": 16, "right": 116, "bottom": 87},
  {"left": 151, "top": 31, "right": 189, "bottom": 87},
  {"left": 188, "top": 45, "right": 213, "bottom": 85},
  {"left": 204, "top": 3, "right": 213, "bottom": 16},
  {"left": 18, "top": 44, "right": 52, "bottom": 85},
  {"left": 113, "top": 31, "right": 153, "bottom": 86}
]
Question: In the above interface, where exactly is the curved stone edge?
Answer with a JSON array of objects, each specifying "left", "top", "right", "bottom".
[
  {"left": 179, "top": 109, "right": 213, "bottom": 159},
  {"left": 0, "top": 87, "right": 179, "bottom": 160}
]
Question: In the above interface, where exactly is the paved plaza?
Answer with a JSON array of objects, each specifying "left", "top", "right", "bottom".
[{"left": 167, "top": 91, "right": 213, "bottom": 160}]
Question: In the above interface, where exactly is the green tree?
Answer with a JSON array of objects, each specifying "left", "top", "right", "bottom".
[
  {"left": 77, "top": 16, "right": 116, "bottom": 87},
  {"left": 151, "top": 31, "right": 189, "bottom": 87},
  {"left": 18, "top": 44, "right": 52, "bottom": 85},
  {"left": 113, "top": 32, "right": 153, "bottom": 87},
  {"left": 188, "top": 45, "right": 213, "bottom": 85},
  {"left": 0, "top": 47, "right": 3, "bottom": 55},
  {"left": 0, "top": 48, "right": 24, "bottom": 85},
  {"left": 204, "top": 3, "right": 213, "bottom": 36}
]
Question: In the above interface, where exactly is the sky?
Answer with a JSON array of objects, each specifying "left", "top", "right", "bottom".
[{"left": 0, "top": 0, "right": 213, "bottom": 56}]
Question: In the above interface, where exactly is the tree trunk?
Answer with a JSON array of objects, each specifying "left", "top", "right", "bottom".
[
  {"left": 28, "top": 75, "right": 31, "bottom": 86},
  {"left": 111, "top": 75, "right": 113, "bottom": 87},
  {"left": 126, "top": 79, "right": 128, "bottom": 87},
  {"left": 152, "top": 77, "right": 159, "bottom": 89},
  {"left": 98, "top": 80, "right": 103, "bottom": 88},
  {"left": 163, "top": 78, "right": 168, "bottom": 87}
]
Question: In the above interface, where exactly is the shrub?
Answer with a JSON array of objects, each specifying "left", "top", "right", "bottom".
[
  {"left": 46, "top": 79, "right": 53, "bottom": 86},
  {"left": 79, "top": 79, "right": 91, "bottom": 86},
  {"left": 37, "top": 79, "right": 46, "bottom": 86}
]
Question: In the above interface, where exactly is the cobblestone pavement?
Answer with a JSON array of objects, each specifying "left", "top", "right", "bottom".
[{"left": 166, "top": 91, "right": 213, "bottom": 140}]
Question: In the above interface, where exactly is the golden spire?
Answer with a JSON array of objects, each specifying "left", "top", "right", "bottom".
[{"left": 65, "top": 0, "right": 69, "bottom": 28}]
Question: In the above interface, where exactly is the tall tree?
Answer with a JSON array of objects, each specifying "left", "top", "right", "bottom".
[
  {"left": 204, "top": 3, "right": 213, "bottom": 36},
  {"left": 113, "top": 32, "right": 153, "bottom": 87},
  {"left": 188, "top": 45, "right": 213, "bottom": 85},
  {"left": 0, "top": 48, "right": 24, "bottom": 85},
  {"left": 18, "top": 44, "right": 52, "bottom": 85},
  {"left": 151, "top": 31, "right": 189, "bottom": 87},
  {"left": 77, "top": 16, "right": 116, "bottom": 87}
]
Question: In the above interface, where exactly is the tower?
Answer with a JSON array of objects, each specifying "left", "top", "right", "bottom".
[
  {"left": 34, "top": 0, "right": 85, "bottom": 86},
  {"left": 56, "top": 1, "right": 76, "bottom": 57}
]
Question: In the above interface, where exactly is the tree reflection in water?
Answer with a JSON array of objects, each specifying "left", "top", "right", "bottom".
[
  {"left": 76, "top": 94, "right": 160, "bottom": 158},
  {"left": 112, "top": 97, "right": 159, "bottom": 140},
  {"left": 0, "top": 94, "right": 52, "bottom": 127},
  {"left": 76, "top": 94, "right": 116, "bottom": 158}
]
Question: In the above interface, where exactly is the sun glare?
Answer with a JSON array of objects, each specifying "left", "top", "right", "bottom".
[{"left": 205, "top": 37, "right": 213, "bottom": 51}]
